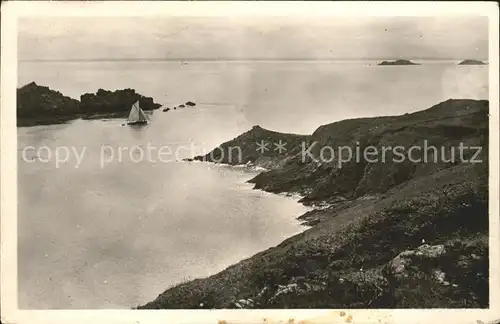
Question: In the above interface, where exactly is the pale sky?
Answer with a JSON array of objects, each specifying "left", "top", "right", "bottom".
[{"left": 18, "top": 16, "right": 488, "bottom": 61}]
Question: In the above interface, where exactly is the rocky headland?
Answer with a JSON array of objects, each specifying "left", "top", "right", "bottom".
[
  {"left": 378, "top": 59, "right": 420, "bottom": 66},
  {"left": 458, "top": 59, "right": 487, "bottom": 65},
  {"left": 193, "top": 125, "right": 309, "bottom": 170},
  {"left": 140, "top": 98, "right": 489, "bottom": 309},
  {"left": 17, "top": 82, "right": 161, "bottom": 126}
]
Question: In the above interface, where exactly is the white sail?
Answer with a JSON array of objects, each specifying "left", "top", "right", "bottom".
[
  {"left": 128, "top": 101, "right": 140, "bottom": 122},
  {"left": 127, "top": 100, "right": 149, "bottom": 123},
  {"left": 138, "top": 105, "right": 147, "bottom": 121}
]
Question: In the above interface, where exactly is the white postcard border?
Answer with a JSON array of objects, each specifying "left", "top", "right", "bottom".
[{"left": 2, "top": 2, "right": 499, "bottom": 324}]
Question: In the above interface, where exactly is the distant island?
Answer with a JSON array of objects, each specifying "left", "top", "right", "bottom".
[
  {"left": 17, "top": 82, "right": 162, "bottom": 126},
  {"left": 378, "top": 59, "right": 420, "bottom": 66},
  {"left": 458, "top": 59, "right": 487, "bottom": 65}
]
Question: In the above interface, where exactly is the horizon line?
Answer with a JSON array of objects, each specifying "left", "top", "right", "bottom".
[{"left": 19, "top": 57, "right": 489, "bottom": 63}]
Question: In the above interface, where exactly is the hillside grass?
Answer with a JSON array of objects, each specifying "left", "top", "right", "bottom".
[{"left": 139, "top": 99, "right": 489, "bottom": 309}]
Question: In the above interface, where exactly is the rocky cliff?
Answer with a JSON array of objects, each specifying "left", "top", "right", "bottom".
[
  {"left": 17, "top": 82, "right": 81, "bottom": 126},
  {"left": 140, "top": 98, "right": 489, "bottom": 309}
]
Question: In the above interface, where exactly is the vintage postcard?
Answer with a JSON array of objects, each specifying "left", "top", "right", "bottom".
[{"left": 1, "top": 1, "right": 499, "bottom": 323}]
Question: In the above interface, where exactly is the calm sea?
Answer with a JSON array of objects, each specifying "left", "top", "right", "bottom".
[{"left": 17, "top": 60, "right": 488, "bottom": 308}]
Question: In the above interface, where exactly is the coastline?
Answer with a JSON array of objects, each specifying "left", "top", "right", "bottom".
[
  {"left": 15, "top": 82, "right": 490, "bottom": 309},
  {"left": 182, "top": 158, "right": 316, "bottom": 224},
  {"left": 138, "top": 98, "right": 489, "bottom": 309}
]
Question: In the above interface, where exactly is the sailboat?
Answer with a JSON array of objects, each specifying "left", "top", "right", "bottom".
[{"left": 127, "top": 100, "right": 148, "bottom": 126}]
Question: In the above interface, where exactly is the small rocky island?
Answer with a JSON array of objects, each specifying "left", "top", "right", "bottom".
[
  {"left": 162, "top": 101, "right": 197, "bottom": 113},
  {"left": 458, "top": 59, "right": 486, "bottom": 65},
  {"left": 378, "top": 59, "right": 420, "bottom": 66},
  {"left": 17, "top": 82, "right": 161, "bottom": 126}
]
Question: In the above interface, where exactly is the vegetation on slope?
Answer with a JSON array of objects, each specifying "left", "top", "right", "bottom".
[{"left": 140, "top": 99, "right": 489, "bottom": 309}]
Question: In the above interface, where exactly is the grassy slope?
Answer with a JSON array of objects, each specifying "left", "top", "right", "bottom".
[{"left": 139, "top": 99, "right": 489, "bottom": 309}]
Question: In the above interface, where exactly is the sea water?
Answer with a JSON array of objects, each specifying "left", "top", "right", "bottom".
[{"left": 17, "top": 60, "right": 488, "bottom": 308}]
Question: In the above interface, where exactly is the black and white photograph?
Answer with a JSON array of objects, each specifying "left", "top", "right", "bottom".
[{"left": 1, "top": 1, "right": 499, "bottom": 323}]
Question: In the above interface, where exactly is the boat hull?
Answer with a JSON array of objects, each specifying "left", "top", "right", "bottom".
[{"left": 127, "top": 120, "right": 148, "bottom": 126}]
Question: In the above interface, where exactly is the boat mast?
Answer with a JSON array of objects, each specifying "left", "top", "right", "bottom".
[{"left": 138, "top": 101, "right": 148, "bottom": 122}]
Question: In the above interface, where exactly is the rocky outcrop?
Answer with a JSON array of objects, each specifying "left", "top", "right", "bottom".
[
  {"left": 17, "top": 83, "right": 161, "bottom": 126},
  {"left": 390, "top": 244, "right": 447, "bottom": 278},
  {"left": 378, "top": 59, "right": 420, "bottom": 65},
  {"left": 17, "top": 82, "right": 80, "bottom": 126},
  {"left": 458, "top": 59, "right": 487, "bottom": 65},
  {"left": 193, "top": 125, "right": 309, "bottom": 169},
  {"left": 139, "top": 99, "right": 488, "bottom": 309},
  {"left": 382, "top": 239, "right": 488, "bottom": 307}
]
